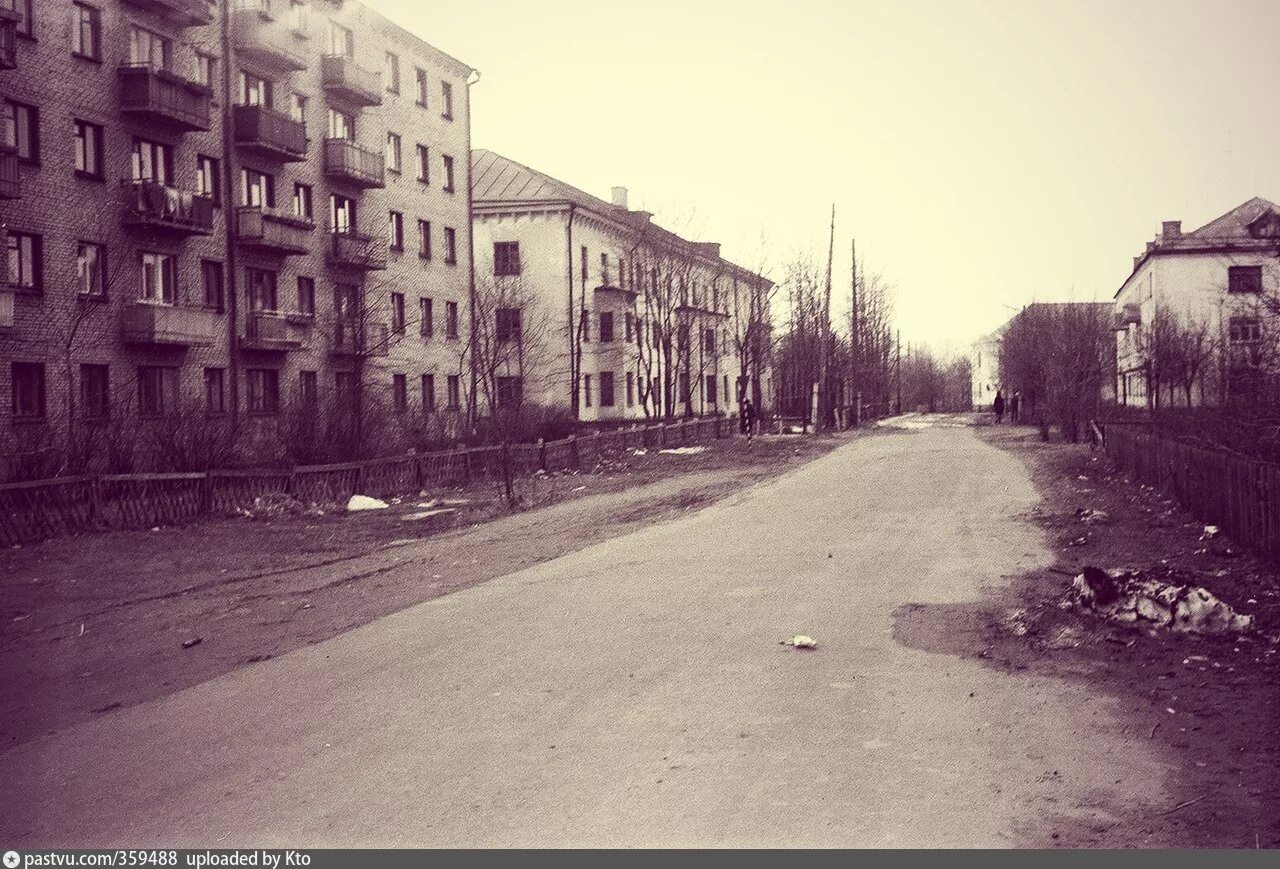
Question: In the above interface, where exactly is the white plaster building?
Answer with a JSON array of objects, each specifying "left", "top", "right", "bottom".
[
  {"left": 969, "top": 327, "right": 1003, "bottom": 409},
  {"left": 470, "top": 150, "right": 773, "bottom": 423}
]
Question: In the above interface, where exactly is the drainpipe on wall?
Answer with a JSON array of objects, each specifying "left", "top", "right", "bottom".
[
  {"left": 566, "top": 203, "right": 578, "bottom": 418},
  {"left": 464, "top": 68, "right": 481, "bottom": 434},
  {"left": 218, "top": 0, "right": 241, "bottom": 421}
]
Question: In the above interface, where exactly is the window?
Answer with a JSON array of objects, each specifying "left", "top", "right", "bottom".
[
  {"left": 13, "top": 0, "right": 32, "bottom": 38},
  {"left": 246, "top": 368, "right": 280, "bottom": 414},
  {"left": 417, "top": 220, "right": 432, "bottom": 259},
  {"left": 416, "top": 144, "right": 429, "bottom": 183},
  {"left": 246, "top": 267, "right": 278, "bottom": 311},
  {"left": 289, "top": 0, "right": 309, "bottom": 35},
  {"left": 626, "top": 372, "right": 635, "bottom": 407},
  {"left": 391, "top": 292, "right": 406, "bottom": 333},
  {"left": 81, "top": 364, "right": 109, "bottom": 420},
  {"left": 73, "top": 120, "right": 103, "bottom": 179},
  {"left": 73, "top": 4, "right": 101, "bottom": 61},
  {"left": 580, "top": 309, "right": 591, "bottom": 342},
  {"left": 385, "top": 52, "right": 400, "bottom": 94},
  {"left": 415, "top": 67, "right": 429, "bottom": 106},
  {"left": 328, "top": 21, "right": 354, "bottom": 58},
  {"left": 7, "top": 101, "right": 38, "bottom": 164},
  {"left": 130, "top": 137, "right": 171, "bottom": 183},
  {"left": 443, "top": 227, "right": 457, "bottom": 264},
  {"left": 1229, "top": 317, "right": 1262, "bottom": 344},
  {"left": 331, "top": 194, "right": 355, "bottom": 233},
  {"left": 583, "top": 374, "right": 593, "bottom": 408},
  {"left": 241, "top": 168, "right": 275, "bottom": 207},
  {"left": 703, "top": 328, "right": 715, "bottom": 354},
  {"left": 497, "top": 377, "right": 522, "bottom": 409},
  {"left": 6, "top": 231, "right": 41, "bottom": 294},
  {"left": 600, "top": 371, "right": 615, "bottom": 407},
  {"left": 496, "top": 308, "right": 522, "bottom": 343},
  {"left": 201, "top": 259, "right": 223, "bottom": 310},
  {"left": 421, "top": 374, "right": 436, "bottom": 410},
  {"left": 299, "top": 370, "right": 318, "bottom": 406},
  {"left": 494, "top": 241, "right": 521, "bottom": 276},
  {"left": 706, "top": 375, "right": 718, "bottom": 406},
  {"left": 194, "top": 53, "right": 216, "bottom": 88},
  {"left": 446, "top": 374, "right": 461, "bottom": 409},
  {"left": 128, "top": 26, "right": 171, "bottom": 71},
  {"left": 136, "top": 366, "right": 178, "bottom": 417},
  {"left": 442, "top": 154, "right": 455, "bottom": 192},
  {"left": 419, "top": 297, "right": 433, "bottom": 337},
  {"left": 445, "top": 301, "right": 459, "bottom": 338},
  {"left": 327, "top": 108, "right": 354, "bottom": 140},
  {"left": 388, "top": 211, "right": 404, "bottom": 250},
  {"left": 297, "top": 277, "right": 315, "bottom": 315},
  {"left": 1228, "top": 266, "right": 1263, "bottom": 295},
  {"left": 11, "top": 362, "right": 45, "bottom": 421},
  {"left": 580, "top": 245, "right": 588, "bottom": 287},
  {"left": 392, "top": 373, "right": 407, "bottom": 412},
  {"left": 335, "top": 371, "right": 355, "bottom": 404},
  {"left": 288, "top": 93, "right": 307, "bottom": 124},
  {"left": 441, "top": 80, "right": 454, "bottom": 119},
  {"left": 196, "top": 155, "right": 220, "bottom": 205},
  {"left": 625, "top": 311, "right": 634, "bottom": 343},
  {"left": 76, "top": 242, "right": 106, "bottom": 297},
  {"left": 203, "top": 367, "right": 225, "bottom": 415},
  {"left": 600, "top": 252, "right": 609, "bottom": 286},
  {"left": 386, "top": 132, "right": 402, "bottom": 173},
  {"left": 599, "top": 311, "right": 614, "bottom": 342},
  {"left": 292, "top": 183, "right": 313, "bottom": 221}
]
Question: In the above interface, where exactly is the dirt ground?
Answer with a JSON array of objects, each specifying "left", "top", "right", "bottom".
[
  {"left": 0, "top": 432, "right": 852, "bottom": 751},
  {"left": 962, "top": 424, "right": 1279, "bottom": 848}
]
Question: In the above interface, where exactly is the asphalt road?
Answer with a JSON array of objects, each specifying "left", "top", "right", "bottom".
[{"left": 1, "top": 418, "right": 1171, "bottom": 847}]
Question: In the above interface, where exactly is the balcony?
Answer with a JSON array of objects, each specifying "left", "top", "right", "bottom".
[
  {"left": 232, "top": 104, "right": 307, "bottom": 162},
  {"left": 321, "top": 55, "right": 382, "bottom": 107},
  {"left": 327, "top": 231, "right": 388, "bottom": 270},
  {"left": 242, "top": 311, "right": 308, "bottom": 351},
  {"left": 323, "top": 139, "right": 385, "bottom": 188},
  {"left": 121, "top": 303, "right": 220, "bottom": 347},
  {"left": 331, "top": 321, "right": 389, "bottom": 357},
  {"left": 119, "top": 65, "right": 212, "bottom": 133},
  {"left": 0, "top": 289, "right": 13, "bottom": 330},
  {"left": 0, "top": 154, "right": 18, "bottom": 200},
  {"left": 231, "top": 7, "right": 308, "bottom": 74},
  {"left": 120, "top": 0, "right": 215, "bottom": 27},
  {"left": 236, "top": 206, "right": 313, "bottom": 255},
  {"left": 1114, "top": 303, "right": 1141, "bottom": 331},
  {"left": 0, "top": 1, "right": 17, "bottom": 71},
  {"left": 122, "top": 181, "right": 215, "bottom": 237}
]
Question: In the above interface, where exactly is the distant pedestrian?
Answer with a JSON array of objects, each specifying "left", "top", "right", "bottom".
[
  {"left": 993, "top": 390, "right": 1005, "bottom": 424},
  {"left": 742, "top": 398, "right": 758, "bottom": 442},
  {"left": 1011, "top": 391, "right": 1021, "bottom": 423}
]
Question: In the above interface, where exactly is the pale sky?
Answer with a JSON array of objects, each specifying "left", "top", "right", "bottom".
[{"left": 365, "top": 0, "right": 1280, "bottom": 353}]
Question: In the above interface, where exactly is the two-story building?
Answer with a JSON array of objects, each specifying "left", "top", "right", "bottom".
[{"left": 470, "top": 149, "right": 772, "bottom": 423}]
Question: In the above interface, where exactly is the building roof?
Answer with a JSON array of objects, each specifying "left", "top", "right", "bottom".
[
  {"left": 1182, "top": 196, "right": 1280, "bottom": 242},
  {"left": 974, "top": 302, "right": 1111, "bottom": 347}
]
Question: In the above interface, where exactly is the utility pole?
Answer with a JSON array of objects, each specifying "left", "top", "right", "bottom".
[
  {"left": 849, "top": 238, "right": 857, "bottom": 427},
  {"left": 816, "top": 205, "right": 835, "bottom": 432}
]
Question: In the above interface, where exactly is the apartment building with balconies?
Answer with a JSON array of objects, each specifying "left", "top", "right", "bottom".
[
  {"left": 0, "top": 0, "right": 474, "bottom": 476},
  {"left": 1114, "top": 197, "right": 1280, "bottom": 409},
  {"left": 471, "top": 149, "right": 772, "bottom": 424}
]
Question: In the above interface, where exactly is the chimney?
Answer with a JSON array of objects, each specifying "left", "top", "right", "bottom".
[
  {"left": 611, "top": 186, "right": 628, "bottom": 209},
  {"left": 1145, "top": 241, "right": 1156, "bottom": 253},
  {"left": 1161, "top": 220, "right": 1182, "bottom": 241},
  {"left": 1133, "top": 255, "right": 1143, "bottom": 270}
]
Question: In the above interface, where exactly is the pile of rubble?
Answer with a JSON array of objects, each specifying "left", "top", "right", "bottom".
[{"left": 1068, "top": 565, "right": 1254, "bottom": 635}]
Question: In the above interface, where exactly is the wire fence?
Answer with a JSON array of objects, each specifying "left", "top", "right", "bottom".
[
  {"left": 1102, "top": 421, "right": 1280, "bottom": 564},
  {"left": 0, "top": 417, "right": 738, "bottom": 546}
]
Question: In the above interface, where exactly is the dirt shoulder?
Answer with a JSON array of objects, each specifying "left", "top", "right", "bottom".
[
  {"left": 939, "top": 425, "right": 1279, "bottom": 847},
  {"left": 0, "top": 432, "right": 854, "bottom": 751}
]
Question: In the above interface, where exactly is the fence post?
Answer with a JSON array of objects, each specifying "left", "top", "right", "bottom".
[
  {"left": 658, "top": 423, "right": 666, "bottom": 448},
  {"left": 501, "top": 442, "right": 515, "bottom": 507},
  {"left": 463, "top": 449, "right": 473, "bottom": 485},
  {"left": 569, "top": 435, "right": 579, "bottom": 470},
  {"left": 200, "top": 472, "right": 213, "bottom": 515},
  {"left": 538, "top": 438, "right": 547, "bottom": 472},
  {"left": 354, "top": 461, "right": 366, "bottom": 494},
  {"left": 88, "top": 475, "right": 101, "bottom": 527}
]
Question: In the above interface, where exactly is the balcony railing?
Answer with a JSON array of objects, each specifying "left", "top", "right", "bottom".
[
  {"left": 0, "top": 289, "right": 14, "bottom": 330},
  {"left": 236, "top": 206, "right": 313, "bottom": 255},
  {"left": 121, "top": 303, "right": 220, "bottom": 347},
  {"left": 0, "top": 2, "right": 17, "bottom": 71},
  {"left": 331, "top": 320, "right": 389, "bottom": 356},
  {"left": 231, "top": 7, "right": 308, "bottom": 73},
  {"left": 121, "top": 0, "right": 215, "bottom": 27},
  {"left": 242, "top": 310, "right": 308, "bottom": 351},
  {"left": 327, "top": 230, "right": 388, "bottom": 270},
  {"left": 321, "top": 54, "right": 382, "bottom": 107},
  {"left": 232, "top": 104, "right": 307, "bottom": 162},
  {"left": 121, "top": 181, "right": 215, "bottom": 236},
  {"left": 323, "top": 139, "right": 385, "bottom": 189},
  {"left": 119, "top": 65, "right": 212, "bottom": 133},
  {"left": 0, "top": 153, "right": 18, "bottom": 200}
]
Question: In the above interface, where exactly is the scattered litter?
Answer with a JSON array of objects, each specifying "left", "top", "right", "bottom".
[
  {"left": 1075, "top": 508, "right": 1110, "bottom": 525},
  {"left": 658, "top": 446, "right": 707, "bottom": 456},
  {"left": 181, "top": 637, "right": 203, "bottom": 649},
  {"left": 1201, "top": 525, "right": 1221, "bottom": 541},
  {"left": 780, "top": 635, "right": 817, "bottom": 650},
  {"left": 632, "top": 449, "right": 649, "bottom": 456},
  {"left": 415, "top": 499, "right": 439, "bottom": 509},
  {"left": 1066, "top": 536, "right": 1089, "bottom": 548},
  {"left": 401, "top": 508, "right": 456, "bottom": 521},
  {"left": 346, "top": 495, "right": 389, "bottom": 512},
  {"left": 571, "top": 485, "right": 586, "bottom": 493},
  {"left": 1069, "top": 566, "right": 1254, "bottom": 635},
  {"left": 440, "top": 498, "right": 471, "bottom": 506},
  {"left": 150, "top": 527, "right": 161, "bottom": 532},
  {"left": 1005, "top": 608, "right": 1031, "bottom": 636}
]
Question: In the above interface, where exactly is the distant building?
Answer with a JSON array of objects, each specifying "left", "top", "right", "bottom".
[
  {"left": 470, "top": 149, "right": 773, "bottom": 422},
  {"left": 1114, "top": 197, "right": 1280, "bottom": 408},
  {"left": 969, "top": 327, "right": 1003, "bottom": 410}
]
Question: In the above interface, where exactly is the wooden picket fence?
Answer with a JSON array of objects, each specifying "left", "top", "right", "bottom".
[
  {"left": 0, "top": 416, "right": 736, "bottom": 546},
  {"left": 1103, "top": 421, "right": 1280, "bottom": 564}
]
